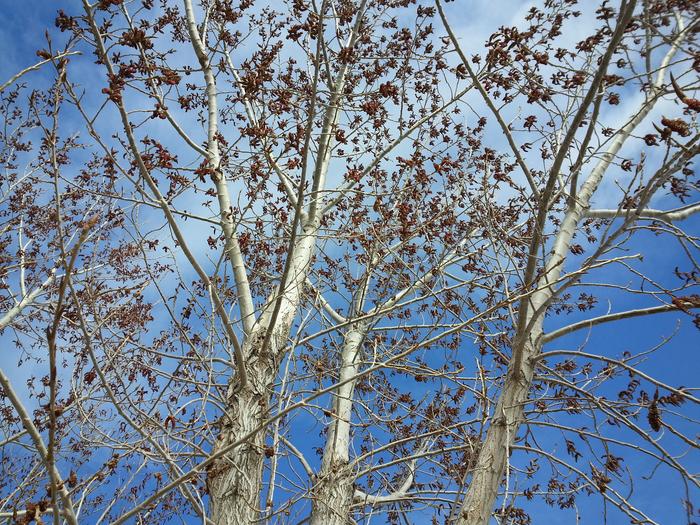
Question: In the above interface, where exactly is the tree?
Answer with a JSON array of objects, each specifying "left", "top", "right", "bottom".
[{"left": 0, "top": 0, "right": 698, "bottom": 524}]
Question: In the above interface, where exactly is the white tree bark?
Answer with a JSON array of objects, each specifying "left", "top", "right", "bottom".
[
  {"left": 585, "top": 202, "right": 700, "bottom": 222},
  {"left": 308, "top": 238, "right": 471, "bottom": 522},
  {"left": 207, "top": 215, "right": 322, "bottom": 523},
  {"left": 34, "top": 0, "right": 694, "bottom": 522},
  {"left": 205, "top": 0, "right": 369, "bottom": 518},
  {"left": 453, "top": 5, "right": 686, "bottom": 520},
  {"left": 310, "top": 324, "right": 366, "bottom": 525},
  {"left": 183, "top": 0, "right": 256, "bottom": 336},
  {"left": 207, "top": 329, "right": 281, "bottom": 524},
  {"left": 0, "top": 271, "right": 55, "bottom": 330}
]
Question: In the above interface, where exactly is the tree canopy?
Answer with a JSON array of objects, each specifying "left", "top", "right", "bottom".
[{"left": 0, "top": 0, "right": 698, "bottom": 524}]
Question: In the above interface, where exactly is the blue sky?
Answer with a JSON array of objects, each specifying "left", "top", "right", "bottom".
[{"left": 0, "top": 1, "right": 698, "bottom": 524}]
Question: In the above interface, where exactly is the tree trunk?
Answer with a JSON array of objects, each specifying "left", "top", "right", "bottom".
[
  {"left": 207, "top": 344, "right": 278, "bottom": 523},
  {"left": 453, "top": 48, "right": 664, "bottom": 520},
  {"left": 208, "top": 386, "right": 267, "bottom": 524},
  {"left": 310, "top": 325, "right": 365, "bottom": 525},
  {"left": 454, "top": 345, "right": 536, "bottom": 524},
  {"left": 310, "top": 465, "right": 356, "bottom": 525},
  {"left": 454, "top": 197, "right": 579, "bottom": 524},
  {"left": 207, "top": 225, "right": 319, "bottom": 523},
  {"left": 207, "top": 326, "right": 283, "bottom": 524}
]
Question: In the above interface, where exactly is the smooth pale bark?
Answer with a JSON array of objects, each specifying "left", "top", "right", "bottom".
[
  {"left": 183, "top": 0, "right": 255, "bottom": 336},
  {"left": 310, "top": 324, "right": 366, "bottom": 525},
  {"left": 205, "top": 0, "right": 367, "bottom": 516},
  {"left": 208, "top": 223, "right": 320, "bottom": 524},
  {"left": 182, "top": 0, "right": 327, "bottom": 518},
  {"left": 0, "top": 271, "right": 56, "bottom": 330},
  {"left": 78, "top": 0, "right": 364, "bottom": 521},
  {"left": 0, "top": 51, "right": 79, "bottom": 94},
  {"left": 308, "top": 238, "right": 473, "bottom": 522},
  {"left": 454, "top": 19, "right": 678, "bottom": 522},
  {"left": 456, "top": 157, "right": 608, "bottom": 521},
  {"left": 585, "top": 202, "right": 700, "bottom": 222}
]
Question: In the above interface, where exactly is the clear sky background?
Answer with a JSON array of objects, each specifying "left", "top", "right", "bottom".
[{"left": 0, "top": 1, "right": 698, "bottom": 524}]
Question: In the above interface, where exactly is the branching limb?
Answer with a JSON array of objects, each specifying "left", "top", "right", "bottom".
[
  {"left": 279, "top": 435, "right": 314, "bottom": 478},
  {"left": 0, "top": 51, "right": 80, "bottom": 93},
  {"left": 183, "top": 0, "right": 256, "bottom": 335},
  {"left": 535, "top": 349, "right": 699, "bottom": 404},
  {"left": 542, "top": 303, "right": 699, "bottom": 343},
  {"left": 307, "top": 278, "right": 347, "bottom": 323},
  {"left": 81, "top": 0, "right": 247, "bottom": 386},
  {"left": 0, "top": 369, "right": 78, "bottom": 525},
  {"left": 585, "top": 202, "right": 700, "bottom": 222},
  {"left": 0, "top": 271, "right": 56, "bottom": 330},
  {"left": 353, "top": 439, "right": 433, "bottom": 506},
  {"left": 321, "top": 83, "right": 474, "bottom": 216},
  {"left": 367, "top": 235, "right": 472, "bottom": 316},
  {"left": 222, "top": 47, "right": 300, "bottom": 209}
]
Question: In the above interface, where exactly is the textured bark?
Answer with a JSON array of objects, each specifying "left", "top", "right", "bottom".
[
  {"left": 207, "top": 349, "right": 274, "bottom": 523},
  {"left": 456, "top": 268, "right": 550, "bottom": 524},
  {"left": 310, "top": 465, "right": 356, "bottom": 525},
  {"left": 206, "top": 326, "right": 298, "bottom": 523},
  {"left": 202, "top": 0, "right": 361, "bottom": 517},
  {"left": 311, "top": 455, "right": 417, "bottom": 523},
  {"left": 208, "top": 388, "right": 267, "bottom": 524},
  {"left": 207, "top": 225, "right": 319, "bottom": 523}
]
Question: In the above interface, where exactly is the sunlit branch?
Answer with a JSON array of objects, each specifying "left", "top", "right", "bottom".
[
  {"left": 542, "top": 303, "right": 699, "bottom": 343},
  {"left": 0, "top": 368, "right": 78, "bottom": 525},
  {"left": 81, "top": 0, "right": 247, "bottom": 387},
  {"left": 586, "top": 202, "right": 700, "bottom": 222},
  {"left": 183, "top": 0, "right": 256, "bottom": 336},
  {"left": 0, "top": 51, "right": 80, "bottom": 94}
]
